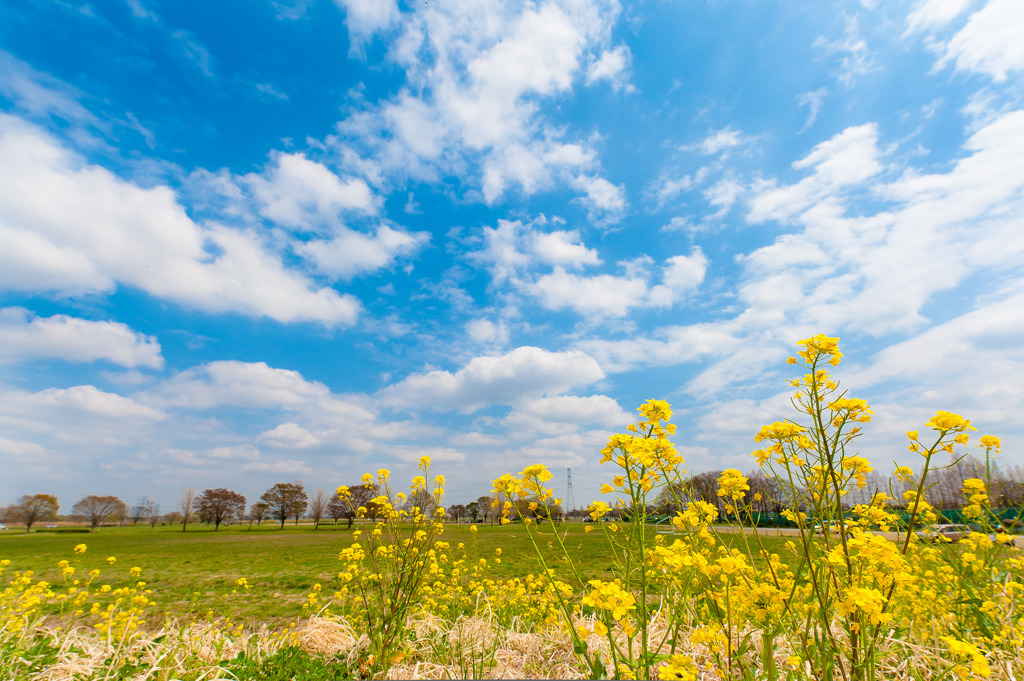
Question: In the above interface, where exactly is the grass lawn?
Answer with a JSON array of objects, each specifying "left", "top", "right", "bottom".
[{"left": 0, "top": 522, "right": 793, "bottom": 624}]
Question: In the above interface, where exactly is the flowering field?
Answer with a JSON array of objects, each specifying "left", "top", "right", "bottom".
[{"left": 2, "top": 337, "right": 1022, "bottom": 680}]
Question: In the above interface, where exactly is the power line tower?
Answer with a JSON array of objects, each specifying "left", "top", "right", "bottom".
[{"left": 565, "top": 467, "right": 576, "bottom": 511}]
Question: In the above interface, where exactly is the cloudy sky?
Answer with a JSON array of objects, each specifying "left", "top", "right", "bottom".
[{"left": 1, "top": 0, "right": 1022, "bottom": 512}]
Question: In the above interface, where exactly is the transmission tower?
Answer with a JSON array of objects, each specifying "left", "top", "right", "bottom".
[{"left": 565, "top": 467, "right": 576, "bottom": 511}]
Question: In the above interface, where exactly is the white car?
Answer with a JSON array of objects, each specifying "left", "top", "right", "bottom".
[
  {"left": 0, "top": 524, "right": 7, "bottom": 530},
  {"left": 916, "top": 524, "right": 972, "bottom": 543}
]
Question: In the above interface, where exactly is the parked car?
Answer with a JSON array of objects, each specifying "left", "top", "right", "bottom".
[
  {"left": 812, "top": 522, "right": 841, "bottom": 535},
  {"left": 916, "top": 524, "right": 972, "bottom": 543},
  {"left": 0, "top": 524, "right": 7, "bottom": 531}
]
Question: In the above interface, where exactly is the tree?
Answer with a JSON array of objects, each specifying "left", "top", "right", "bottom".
[
  {"left": 142, "top": 500, "right": 161, "bottom": 530},
  {"left": 330, "top": 481, "right": 380, "bottom": 528},
  {"left": 248, "top": 501, "right": 269, "bottom": 530},
  {"left": 179, "top": 487, "right": 197, "bottom": 532},
  {"left": 477, "top": 495, "right": 496, "bottom": 523},
  {"left": 196, "top": 488, "right": 247, "bottom": 530},
  {"left": 7, "top": 494, "right": 59, "bottom": 533},
  {"left": 466, "top": 501, "right": 481, "bottom": 521},
  {"left": 308, "top": 489, "right": 331, "bottom": 530},
  {"left": 72, "top": 495, "right": 127, "bottom": 532},
  {"left": 448, "top": 503, "right": 466, "bottom": 523},
  {"left": 260, "top": 482, "right": 308, "bottom": 529}
]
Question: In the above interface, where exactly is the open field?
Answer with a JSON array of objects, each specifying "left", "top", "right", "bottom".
[{"left": 0, "top": 522, "right": 793, "bottom": 623}]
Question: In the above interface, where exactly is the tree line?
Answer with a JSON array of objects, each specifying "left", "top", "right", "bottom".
[
  {"left": 7, "top": 455, "right": 1018, "bottom": 532},
  {"left": 1, "top": 479, "right": 511, "bottom": 533}
]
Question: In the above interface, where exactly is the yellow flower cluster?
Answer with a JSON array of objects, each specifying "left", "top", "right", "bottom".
[{"left": 582, "top": 579, "right": 636, "bottom": 621}]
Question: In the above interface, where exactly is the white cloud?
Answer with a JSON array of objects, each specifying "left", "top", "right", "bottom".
[
  {"left": 0, "top": 50, "right": 97, "bottom": 125},
  {"left": 298, "top": 225, "right": 430, "bottom": 279},
  {"left": 0, "top": 115, "right": 361, "bottom": 325},
  {"left": 696, "top": 126, "right": 744, "bottom": 155},
  {"left": 515, "top": 395, "right": 630, "bottom": 428},
  {"left": 16, "top": 385, "right": 165, "bottom": 421},
  {"left": 207, "top": 444, "right": 262, "bottom": 461},
  {"left": 258, "top": 423, "right": 323, "bottom": 449},
  {"left": 466, "top": 318, "right": 510, "bottom": 345},
  {"left": 572, "top": 174, "right": 628, "bottom": 216},
  {"left": 378, "top": 346, "right": 605, "bottom": 412},
  {"left": 333, "top": 0, "right": 400, "bottom": 49},
  {"left": 936, "top": 0, "right": 1024, "bottom": 82},
  {"left": 814, "top": 17, "right": 877, "bottom": 87},
  {"left": 577, "top": 323, "right": 740, "bottom": 373},
  {"left": 529, "top": 248, "right": 707, "bottom": 318},
  {"left": 383, "top": 444, "right": 466, "bottom": 464},
  {"left": 648, "top": 248, "right": 709, "bottom": 308},
  {"left": 531, "top": 229, "right": 601, "bottom": 268},
  {"left": 0, "top": 436, "right": 46, "bottom": 459},
  {"left": 245, "top": 151, "right": 375, "bottom": 229},
  {"left": 156, "top": 361, "right": 330, "bottom": 410},
  {"left": 0, "top": 308, "right": 163, "bottom": 369},
  {"left": 748, "top": 123, "right": 883, "bottom": 223},
  {"left": 586, "top": 44, "right": 633, "bottom": 91},
  {"left": 332, "top": 0, "right": 623, "bottom": 212},
  {"left": 242, "top": 459, "right": 311, "bottom": 474},
  {"left": 530, "top": 267, "right": 649, "bottom": 317},
  {"left": 798, "top": 88, "right": 828, "bottom": 132},
  {"left": 905, "top": 0, "right": 973, "bottom": 34}
]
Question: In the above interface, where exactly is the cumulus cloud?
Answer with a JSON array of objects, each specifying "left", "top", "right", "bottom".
[
  {"left": 530, "top": 268, "right": 649, "bottom": 317},
  {"left": 0, "top": 115, "right": 360, "bottom": 325},
  {"left": 258, "top": 422, "right": 324, "bottom": 449},
  {"left": 466, "top": 318, "right": 510, "bottom": 345},
  {"left": 155, "top": 361, "right": 330, "bottom": 410},
  {"left": 0, "top": 308, "right": 163, "bottom": 369},
  {"left": 245, "top": 151, "right": 375, "bottom": 229},
  {"left": 332, "top": 0, "right": 624, "bottom": 214},
  {"left": 378, "top": 346, "right": 605, "bottom": 412},
  {"left": 298, "top": 225, "right": 430, "bottom": 279}
]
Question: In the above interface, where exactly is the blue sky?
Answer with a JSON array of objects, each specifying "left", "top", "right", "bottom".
[{"left": 1, "top": 0, "right": 1022, "bottom": 512}]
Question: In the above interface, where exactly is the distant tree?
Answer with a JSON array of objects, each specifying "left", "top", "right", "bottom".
[
  {"left": 178, "top": 487, "right": 197, "bottom": 532},
  {"left": 331, "top": 481, "right": 380, "bottom": 528},
  {"left": 196, "top": 488, "right": 247, "bottom": 530},
  {"left": 466, "top": 501, "right": 481, "bottom": 521},
  {"left": 72, "top": 495, "right": 127, "bottom": 532},
  {"left": 448, "top": 503, "right": 466, "bottom": 523},
  {"left": 7, "top": 494, "right": 59, "bottom": 533},
  {"left": 130, "top": 503, "right": 146, "bottom": 525},
  {"left": 477, "top": 495, "right": 496, "bottom": 523},
  {"left": 308, "top": 489, "right": 331, "bottom": 530},
  {"left": 260, "top": 482, "right": 308, "bottom": 529},
  {"left": 248, "top": 501, "right": 269, "bottom": 530},
  {"left": 142, "top": 500, "right": 161, "bottom": 530}
]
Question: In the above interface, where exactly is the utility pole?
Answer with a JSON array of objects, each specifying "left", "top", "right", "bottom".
[{"left": 566, "top": 467, "right": 576, "bottom": 512}]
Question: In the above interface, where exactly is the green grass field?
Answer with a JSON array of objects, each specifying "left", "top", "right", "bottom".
[{"left": 0, "top": 522, "right": 793, "bottom": 624}]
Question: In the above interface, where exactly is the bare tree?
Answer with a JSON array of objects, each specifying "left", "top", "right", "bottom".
[
  {"left": 196, "top": 488, "right": 247, "bottom": 530},
  {"left": 179, "top": 487, "right": 197, "bottom": 532},
  {"left": 260, "top": 482, "right": 308, "bottom": 529},
  {"left": 448, "top": 503, "right": 466, "bottom": 523},
  {"left": 7, "top": 494, "right": 60, "bottom": 533},
  {"left": 308, "top": 488, "right": 331, "bottom": 530},
  {"left": 72, "top": 495, "right": 127, "bottom": 532},
  {"left": 143, "top": 500, "right": 161, "bottom": 530}
]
